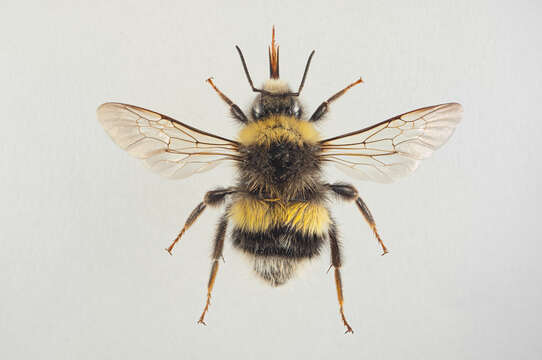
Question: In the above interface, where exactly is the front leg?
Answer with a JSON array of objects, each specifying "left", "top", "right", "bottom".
[
  {"left": 327, "top": 183, "right": 388, "bottom": 255},
  {"left": 165, "top": 187, "right": 236, "bottom": 255},
  {"left": 206, "top": 78, "right": 248, "bottom": 124},
  {"left": 309, "top": 78, "right": 363, "bottom": 122}
]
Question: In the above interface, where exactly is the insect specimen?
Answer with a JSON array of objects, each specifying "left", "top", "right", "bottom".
[{"left": 97, "top": 28, "right": 462, "bottom": 333}]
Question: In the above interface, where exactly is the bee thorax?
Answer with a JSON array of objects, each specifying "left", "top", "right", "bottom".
[{"left": 237, "top": 116, "right": 322, "bottom": 199}]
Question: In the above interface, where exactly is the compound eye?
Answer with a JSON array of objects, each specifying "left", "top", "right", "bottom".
[
  {"left": 292, "top": 102, "right": 302, "bottom": 118},
  {"left": 252, "top": 103, "right": 263, "bottom": 119}
]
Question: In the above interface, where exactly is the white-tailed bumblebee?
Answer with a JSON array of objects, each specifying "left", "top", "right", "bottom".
[{"left": 97, "top": 27, "right": 462, "bottom": 333}]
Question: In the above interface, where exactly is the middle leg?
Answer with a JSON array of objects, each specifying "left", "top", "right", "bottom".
[{"left": 165, "top": 187, "right": 235, "bottom": 255}]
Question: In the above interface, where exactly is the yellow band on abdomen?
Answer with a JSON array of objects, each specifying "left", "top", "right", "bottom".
[{"left": 230, "top": 198, "right": 330, "bottom": 235}]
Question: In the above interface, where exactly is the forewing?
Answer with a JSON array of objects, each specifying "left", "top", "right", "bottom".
[
  {"left": 319, "top": 103, "right": 462, "bottom": 183},
  {"left": 97, "top": 102, "right": 240, "bottom": 179}
]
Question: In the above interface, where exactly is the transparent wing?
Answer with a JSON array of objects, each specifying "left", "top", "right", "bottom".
[
  {"left": 319, "top": 103, "right": 462, "bottom": 183},
  {"left": 97, "top": 102, "right": 240, "bottom": 179}
]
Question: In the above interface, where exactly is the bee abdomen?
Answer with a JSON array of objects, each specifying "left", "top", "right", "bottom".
[
  {"left": 231, "top": 226, "right": 324, "bottom": 258},
  {"left": 251, "top": 256, "right": 302, "bottom": 287},
  {"left": 231, "top": 227, "right": 325, "bottom": 286},
  {"left": 229, "top": 198, "right": 330, "bottom": 235},
  {"left": 228, "top": 197, "right": 329, "bottom": 286}
]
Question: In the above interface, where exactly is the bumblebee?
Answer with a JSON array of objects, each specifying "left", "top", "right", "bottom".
[{"left": 97, "top": 28, "right": 462, "bottom": 333}]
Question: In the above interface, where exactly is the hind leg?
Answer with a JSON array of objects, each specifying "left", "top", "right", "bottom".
[
  {"left": 166, "top": 187, "right": 235, "bottom": 255},
  {"left": 327, "top": 183, "right": 388, "bottom": 255},
  {"left": 198, "top": 214, "right": 228, "bottom": 325},
  {"left": 329, "top": 220, "right": 354, "bottom": 334}
]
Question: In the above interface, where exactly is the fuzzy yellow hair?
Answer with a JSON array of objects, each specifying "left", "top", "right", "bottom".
[
  {"left": 238, "top": 115, "right": 320, "bottom": 146},
  {"left": 230, "top": 198, "right": 330, "bottom": 235}
]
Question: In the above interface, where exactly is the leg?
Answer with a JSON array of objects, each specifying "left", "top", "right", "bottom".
[
  {"left": 327, "top": 183, "right": 388, "bottom": 255},
  {"left": 309, "top": 78, "right": 363, "bottom": 122},
  {"left": 198, "top": 214, "right": 228, "bottom": 325},
  {"left": 206, "top": 78, "right": 248, "bottom": 124},
  {"left": 166, "top": 202, "right": 206, "bottom": 255},
  {"left": 356, "top": 197, "right": 388, "bottom": 255},
  {"left": 328, "top": 220, "right": 354, "bottom": 334},
  {"left": 165, "top": 187, "right": 235, "bottom": 255}
]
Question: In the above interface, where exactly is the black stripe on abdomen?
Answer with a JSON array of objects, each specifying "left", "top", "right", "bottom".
[{"left": 231, "top": 226, "right": 325, "bottom": 259}]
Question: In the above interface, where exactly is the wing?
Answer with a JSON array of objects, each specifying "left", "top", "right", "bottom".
[
  {"left": 97, "top": 102, "right": 240, "bottom": 179},
  {"left": 319, "top": 103, "right": 462, "bottom": 183}
]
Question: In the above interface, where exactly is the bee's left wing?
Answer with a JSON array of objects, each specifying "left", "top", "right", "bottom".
[
  {"left": 319, "top": 103, "right": 462, "bottom": 183},
  {"left": 97, "top": 102, "right": 240, "bottom": 179}
]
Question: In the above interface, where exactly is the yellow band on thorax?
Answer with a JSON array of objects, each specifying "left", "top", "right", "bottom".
[{"left": 237, "top": 115, "right": 320, "bottom": 146}]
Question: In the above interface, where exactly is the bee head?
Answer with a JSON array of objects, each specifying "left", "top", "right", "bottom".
[
  {"left": 250, "top": 79, "right": 302, "bottom": 120},
  {"left": 235, "top": 27, "right": 315, "bottom": 121}
]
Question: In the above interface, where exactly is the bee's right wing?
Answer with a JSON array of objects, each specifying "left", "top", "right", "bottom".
[
  {"left": 97, "top": 102, "right": 241, "bottom": 179},
  {"left": 319, "top": 103, "right": 462, "bottom": 183}
]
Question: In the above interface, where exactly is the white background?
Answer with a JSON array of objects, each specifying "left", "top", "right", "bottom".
[{"left": 2, "top": 1, "right": 541, "bottom": 359}]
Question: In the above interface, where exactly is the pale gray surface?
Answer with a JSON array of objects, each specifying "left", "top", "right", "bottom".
[{"left": 2, "top": 1, "right": 541, "bottom": 359}]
